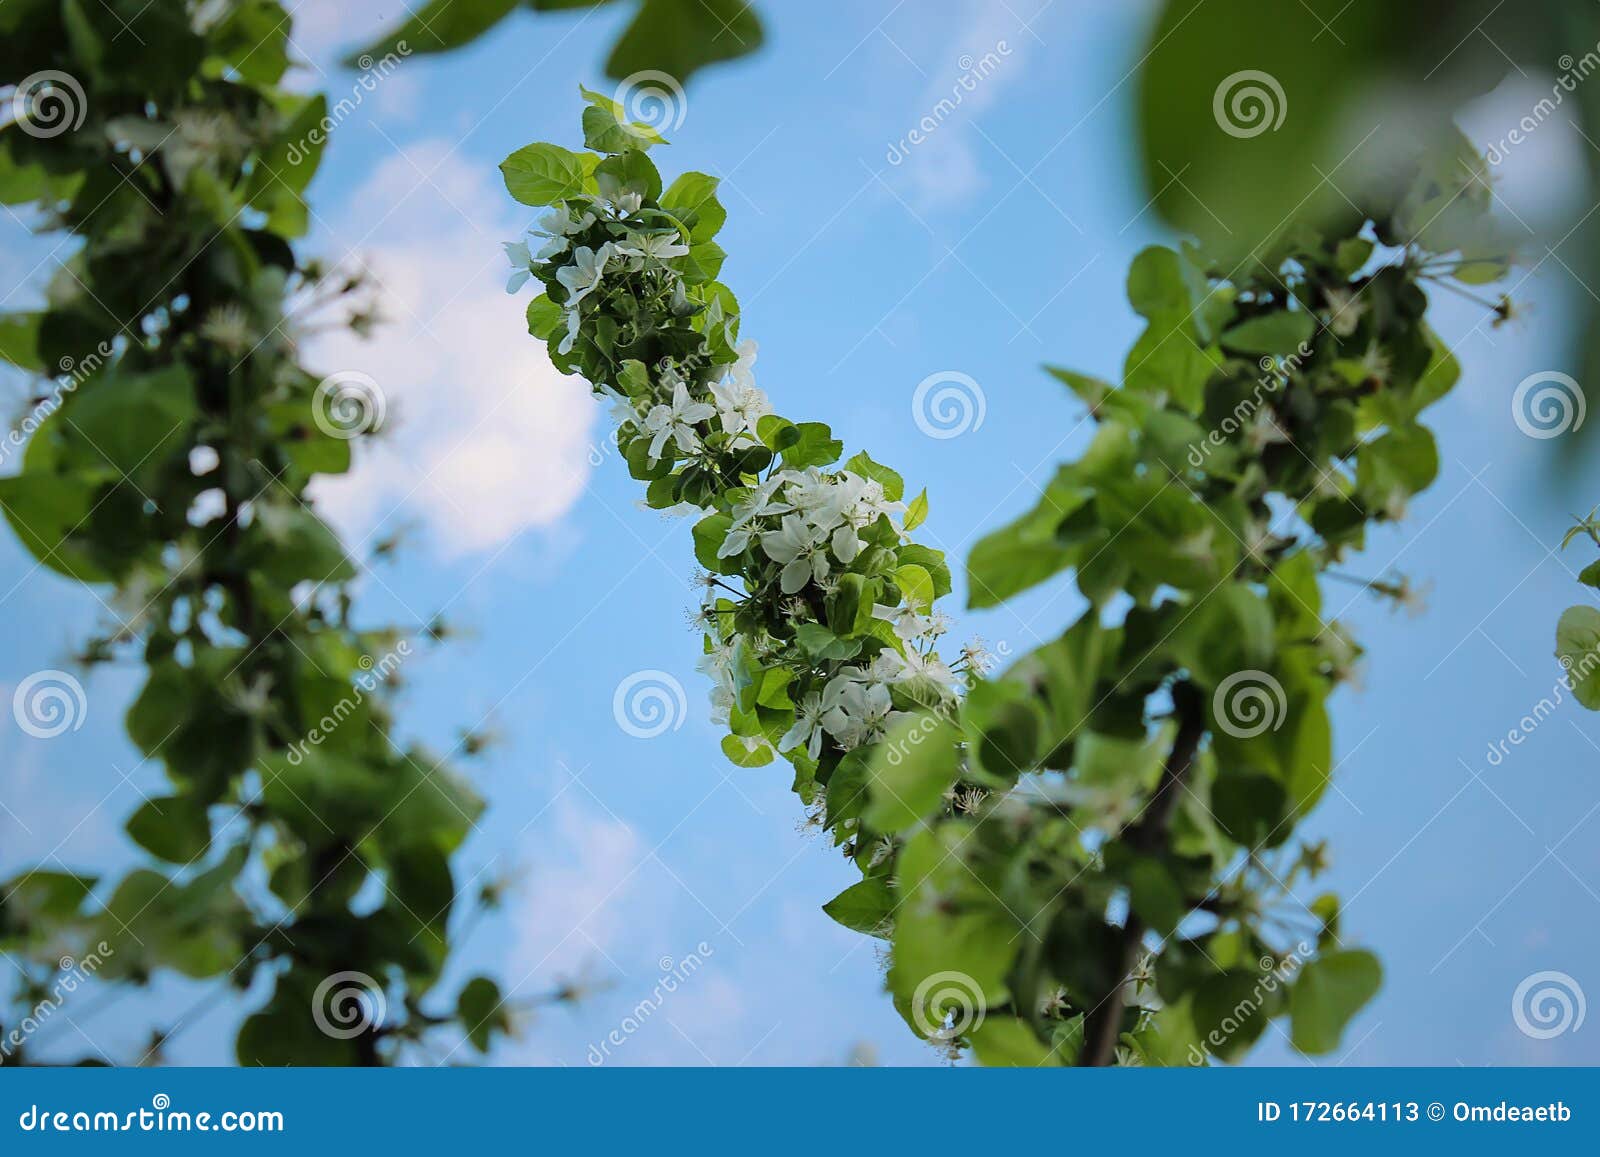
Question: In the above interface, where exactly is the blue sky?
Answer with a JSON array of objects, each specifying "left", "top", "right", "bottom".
[{"left": 4, "top": 0, "right": 1600, "bottom": 1066}]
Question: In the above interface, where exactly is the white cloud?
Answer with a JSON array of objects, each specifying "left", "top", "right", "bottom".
[
  {"left": 1457, "top": 73, "right": 1589, "bottom": 229},
  {"left": 306, "top": 140, "right": 596, "bottom": 557},
  {"left": 884, "top": 0, "right": 1032, "bottom": 212},
  {"left": 508, "top": 799, "right": 649, "bottom": 980},
  {"left": 287, "top": 1, "right": 401, "bottom": 70}
]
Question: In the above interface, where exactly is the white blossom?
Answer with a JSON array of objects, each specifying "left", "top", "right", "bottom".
[
  {"left": 641, "top": 381, "right": 715, "bottom": 464},
  {"left": 820, "top": 679, "right": 897, "bottom": 750},
  {"left": 556, "top": 243, "right": 613, "bottom": 307},
  {"left": 761, "top": 514, "right": 829, "bottom": 594},
  {"left": 709, "top": 375, "right": 773, "bottom": 441},
  {"left": 502, "top": 240, "right": 533, "bottom": 292},
  {"left": 780, "top": 692, "right": 829, "bottom": 760},
  {"left": 718, "top": 479, "right": 792, "bottom": 558},
  {"left": 615, "top": 230, "right": 691, "bottom": 263}
]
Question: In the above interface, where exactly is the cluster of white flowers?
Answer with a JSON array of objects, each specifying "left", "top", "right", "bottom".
[
  {"left": 721, "top": 464, "right": 905, "bottom": 594},
  {"left": 504, "top": 190, "right": 688, "bottom": 355},
  {"left": 507, "top": 185, "right": 962, "bottom": 769}
]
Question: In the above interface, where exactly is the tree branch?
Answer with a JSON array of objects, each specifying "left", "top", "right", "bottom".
[{"left": 1079, "top": 680, "right": 1206, "bottom": 1067}]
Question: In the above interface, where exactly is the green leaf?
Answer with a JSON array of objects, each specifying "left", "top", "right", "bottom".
[
  {"left": 862, "top": 714, "right": 962, "bottom": 833},
  {"left": 1137, "top": 0, "right": 1397, "bottom": 257},
  {"left": 526, "top": 295, "right": 563, "bottom": 339},
  {"left": 605, "top": 0, "right": 764, "bottom": 86},
  {"left": 960, "top": 679, "right": 1043, "bottom": 783},
  {"left": 595, "top": 148, "right": 663, "bottom": 204},
  {"left": 661, "top": 171, "right": 726, "bottom": 243},
  {"left": 245, "top": 95, "right": 328, "bottom": 237},
  {"left": 888, "top": 826, "right": 1020, "bottom": 1034},
  {"left": 457, "top": 975, "right": 507, "bottom": 1052},
  {"left": 1211, "top": 767, "right": 1289, "bottom": 849},
  {"left": 247, "top": 504, "right": 356, "bottom": 585},
  {"left": 966, "top": 469, "right": 1093, "bottom": 609},
  {"left": 691, "top": 512, "right": 740, "bottom": 574},
  {"left": 500, "top": 142, "right": 594, "bottom": 206},
  {"left": 755, "top": 414, "right": 798, "bottom": 452},
  {"left": 895, "top": 563, "right": 934, "bottom": 612},
  {"left": 967, "top": 1017, "right": 1061, "bottom": 1066},
  {"left": 822, "top": 877, "right": 896, "bottom": 938},
  {"left": 581, "top": 84, "right": 667, "bottom": 152},
  {"left": 720, "top": 733, "right": 773, "bottom": 767},
  {"left": 1289, "top": 950, "right": 1381, "bottom": 1055},
  {"left": 792, "top": 622, "right": 862, "bottom": 662},
  {"left": 1127, "top": 246, "right": 1189, "bottom": 319},
  {"left": 780, "top": 421, "right": 842, "bottom": 469},
  {"left": 903, "top": 488, "right": 929, "bottom": 532},
  {"left": 1220, "top": 310, "right": 1316, "bottom": 356},
  {"left": 0, "top": 312, "right": 42, "bottom": 372},
  {"left": 1556, "top": 605, "right": 1600, "bottom": 710},
  {"left": 125, "top": 796, "right": 212, "bottom": 864},
  {"left": 1192, "top": 968, "right": 1275, "bottom": 1060},
  {"left": 1579, "top": 560, "right": 1600, "bottom": 589},
  {"left": 63, "top": 363, "right": 196, "bottom": 477},
  {"left": 345, "top": 0, "right": 520, "bottom": 66},
  {"left": 0, "top": 470, "right": 108, "bottom": 582},
  {"left": 843, "top": 450, "right": 904, "bottom": 502}
]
